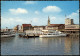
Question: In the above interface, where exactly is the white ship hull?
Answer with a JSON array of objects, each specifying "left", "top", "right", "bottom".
[
  {"left": 39, "top": 34, "right": 67, "bottom": 37},
  {"left": 1, "top": 34, "right": 15, "bottom": 38}
]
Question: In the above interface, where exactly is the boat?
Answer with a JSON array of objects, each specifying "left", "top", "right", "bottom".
[
  {"left": 18, "top": 30, "right": 42, "bottom": 38},
  {"left": 1, "top": 32, "right": 15, "bottom": 38},
  {"left": 19, "top": 32, "right": 26, "bottom": 37},
  {"left": 39, "top": 30, "right": 67, "bottom": 37}
]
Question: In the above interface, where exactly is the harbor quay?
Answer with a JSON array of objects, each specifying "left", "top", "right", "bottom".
[
  {"left": 19, "top": 30, "right": 79, "bottom": 38},
  {"left": 1, "top": 16, "right": 80, "bottom": 38},
  {"left": 15, "top": 16, "right": 79, "bottom": 34}
]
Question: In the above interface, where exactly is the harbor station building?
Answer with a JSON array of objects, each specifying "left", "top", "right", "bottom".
[
  {"left": 13, "top": 16, "right": 79, "bottom": 33},
  {"left": 64, "top": 18, "right": 79, "bottom": 33},
  {"left": 46, "top": 16, "right": 65, "bottom": 31}
]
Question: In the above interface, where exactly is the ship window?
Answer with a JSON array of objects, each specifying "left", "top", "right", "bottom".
[{"left": 48, "top": 34, "right": 52, "bottom": 35}]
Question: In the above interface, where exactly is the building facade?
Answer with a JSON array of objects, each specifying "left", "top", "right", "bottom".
[
  {"left": 33, "top": 26, "right": 45, "bottom": 31},
  {"left": 65, "top": 18, "right": 74, "bottom": 25},
  {"left": 46, "top": 24, "right": 65, "bottom": 31},
  {"left": 65, "top": 24, "right": 79, "bottom": 29},
  {"left": 46, "top": 16, "right": 65, "bottom": 31},
  {"left": 65, "top": 17, "right": 79, "bottom": 33},
  {"left": 13, "top": 25, "right": 19, "bottom": 32},
  {"left": 21, "top": 24, "right": 33, "bottom": 32}
]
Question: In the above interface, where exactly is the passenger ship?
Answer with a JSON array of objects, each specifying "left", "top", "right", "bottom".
[
  {"left": 39, "top": 30, "right": 67, "bottom": 37},
  {"left": 1, "top": 31, "right": 15, "bottom": 38}
]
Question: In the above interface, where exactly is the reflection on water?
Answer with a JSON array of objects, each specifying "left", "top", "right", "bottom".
[
  {"left": 64, "top": 37, "right": 72, "bottom": 55},
  {"left": 1, "top": 34, "right": 79, "bottom": 55}
]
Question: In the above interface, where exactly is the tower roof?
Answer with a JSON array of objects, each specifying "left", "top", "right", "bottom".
[
  {"left": 48, "top": 16, "right": 50, "bottom": 21},
  {"left": 48, "top": 16, "right": 49, "bottom": 19},
  {"left": 48, "top": 16, "right": 50, "bottom": 26}
]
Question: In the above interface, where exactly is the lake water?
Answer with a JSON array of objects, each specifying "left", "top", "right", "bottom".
[{"left": 1, "top": 33, "right": 79, "bottom": 55}]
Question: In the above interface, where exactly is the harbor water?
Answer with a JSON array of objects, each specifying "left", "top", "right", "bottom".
[{"left": 1, "top": 33, "right": 79, "bottom": 55}]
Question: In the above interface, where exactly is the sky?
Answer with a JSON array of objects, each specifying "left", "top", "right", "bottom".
[{"left": 1, "top": 1, "right": 79, "bottom": 29}]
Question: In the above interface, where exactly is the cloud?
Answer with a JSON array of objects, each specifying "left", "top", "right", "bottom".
[
  {"left": 34, "top": 11, "right": 39, "bottom": 14},
  {"left": 42, "top": 6, "right": 61, "bottom": 13},
  {"left": 9, "top": 8, "right": 28, "bottom": 15},
  {"left": 68, "top": 10, "right": 79, "bottom": 18},
  {"left": 50, "top": 16, "right": 56, "bottom": 20},
  {"left": 25, "top": 1, "right": 36, "bottom": 4},
  {"left": 77, "top": 9, "right": 79, "bottom": 12},
  {"left": 32, "top": 17, "right": 47, "bottom": 26},
  {"left": 48, "top": 16, "right": 59, "bottom": 24},
  {"left": 1, "top": 17, "right": 42, "bottom": 28},
  {"left": 68, "top": 9, "right": 79, "bottom": 24},
  {"left": 69, "top": 12, "right": 78, "bottom": 17},
  {"left": 1, "top": 17, "right": 29, "bottom": 29},
  {"left": 32, "top": 18, "right": 39, "bottom": 22}
]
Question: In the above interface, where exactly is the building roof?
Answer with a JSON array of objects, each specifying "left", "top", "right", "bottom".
[
  {"left": 22, "top": 24, "right": 32, "bottom": 27},
  {"left": 33, "top": 26, "right": 45, "bottom": 28},
  {"left": 48, "top": 24, "right": 65, "bottom": 27}
]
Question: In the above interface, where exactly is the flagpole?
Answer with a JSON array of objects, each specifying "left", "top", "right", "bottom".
[{"left": 65, "top": 14, "right": 66, "bottom": 19}]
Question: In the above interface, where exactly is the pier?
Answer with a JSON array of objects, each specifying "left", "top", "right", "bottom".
[{"left": 61, "top": 29, "right": 79, "bottom": 37}]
